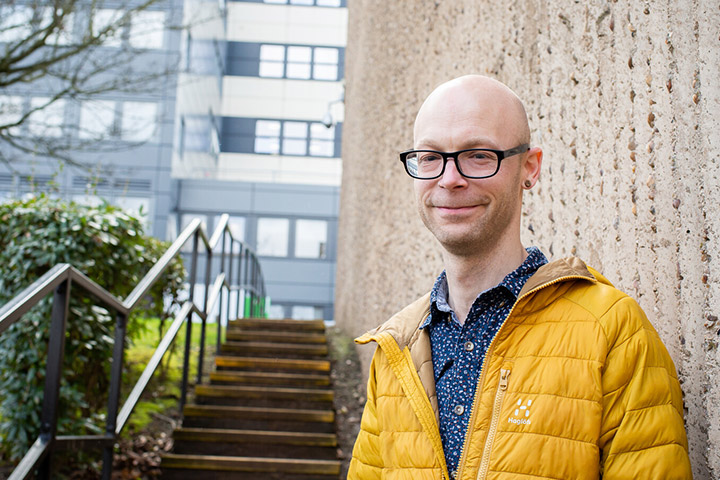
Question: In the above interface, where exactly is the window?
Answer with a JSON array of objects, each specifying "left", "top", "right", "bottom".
[
  {"left": 254, "top": 120, "right": 281, "bottom": 154},
  {"left": 79, "top": 100, "right": 116, "bottom": 139},
  {"left": 291, "top": 305, "right": 323, "bottom": 320},
  {"left": 116, "top": 196, "right": 150, "bottom": 226},
  {"left": 260, "top": 0, "right": 343, "bottom": 6},
  {"left": 28, "top": 98, "right": 66, "bottom": 137},
  {"left": 295, "top": 219, "right": 327, "bottom": 258},
  {"left": 256, "top": 218, "right": 289, "bottom": 256},
  {"left": 0, "top": 96, "right": 24, "bottom": 136},
  {"left": 253, "top": 119, "right": 336, "bottom": 157},
  {"left": 267, "top": 304, "right": 285, "bottom": 319},
  {"left": 42, "top": 8, "right": 74, "bottom": 45},
  {"left": 180, "top": 213, "right": 208, "bottom": 251},
  {"left": 92, "top": 9, "right": 125, "bottom": 47},
  {"left": 121, "top": 101, "right": 157, "bottom": 142},
  {"left": 214, "top": 215, "right": 245, "bottom": 253},
  {"left": 258, "top": 44, "right": 341, "bottom": 81},
  {"left": 0, "top": 6, "right": 33, "bottom": 43},
  {"left": 129, "top": 10, "right": 165, "bottom": 49}
]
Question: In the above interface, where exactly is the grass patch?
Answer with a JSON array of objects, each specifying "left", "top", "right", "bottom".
[{"left": 121, "top": 317, "right": 221, "bottom": 434}]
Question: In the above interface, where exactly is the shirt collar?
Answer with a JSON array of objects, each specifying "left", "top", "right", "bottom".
[{"left": 420, "top": 246, "right": 548, "bottom": 329}]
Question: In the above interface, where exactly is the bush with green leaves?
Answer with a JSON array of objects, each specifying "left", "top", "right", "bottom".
[{"left": 0, "top": 195, "right": 185, "bottom": 460}]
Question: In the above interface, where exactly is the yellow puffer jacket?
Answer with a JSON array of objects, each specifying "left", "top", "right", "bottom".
[{"left": 348, "top": 257, "right": 692, "bottom": 480}]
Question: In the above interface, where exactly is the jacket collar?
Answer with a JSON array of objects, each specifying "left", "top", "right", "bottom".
[{"left": 356, "top": 256, "right": 597, "bottom": 349}]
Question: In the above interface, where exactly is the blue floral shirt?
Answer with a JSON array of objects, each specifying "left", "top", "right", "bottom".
[{"left": 419, "top": 247, "right": 548, "bottom": 478}]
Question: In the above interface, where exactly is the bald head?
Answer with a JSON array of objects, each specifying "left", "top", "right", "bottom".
[{"left": 414, "top": 75, "right": 530, "bottom": 150}]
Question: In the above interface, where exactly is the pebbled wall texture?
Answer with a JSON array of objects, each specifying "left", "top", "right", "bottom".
[{"left": 334, "top": 0, "right": 720, "bottom": 477}]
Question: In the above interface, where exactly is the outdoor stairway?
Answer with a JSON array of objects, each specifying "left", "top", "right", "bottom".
[{"left": 161, "top": 318, "right": 341, "bottom": 480}]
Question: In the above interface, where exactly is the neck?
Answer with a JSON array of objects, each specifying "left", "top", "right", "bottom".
[{"left": 443, "top": 239, "right": 528, "bottom": 325}]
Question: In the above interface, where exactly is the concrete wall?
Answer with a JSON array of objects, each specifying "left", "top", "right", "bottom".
[{"left": 334, "top": 0, "right": 720, "bottom": 477}]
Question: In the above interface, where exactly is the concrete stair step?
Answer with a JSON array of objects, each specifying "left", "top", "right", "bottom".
[
  {"left": 161, "top": 454, "right": 340, "bottom": 478},
  {"left": 215, "top": 355, "right": 330, "bottom": 373},
  {"left": 229, "top": 318, "right": 325, "bottom": 333},
  {"left": 220, "top": 340, "right": 328, "bottom": 357},
  {"left": 226, "top": 330, "right": 327, "bottom": 344},
  {"left": 209, "top": 370, "right": 330, "bottom": 387}
]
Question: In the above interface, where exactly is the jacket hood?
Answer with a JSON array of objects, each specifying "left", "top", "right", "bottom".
[{"left": 356, "top": 256, "right": 600, "bottom": 349}]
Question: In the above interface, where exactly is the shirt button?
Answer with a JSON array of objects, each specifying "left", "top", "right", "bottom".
[
  {"left": 453, "top": 404, "right": 465, "bottom": 416},
  {"left": 464, "top": 341, "right": 474, "bottom": 352}
]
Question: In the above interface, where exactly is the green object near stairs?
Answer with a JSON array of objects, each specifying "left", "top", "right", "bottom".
[{"left": 161, "top": 318, "right": 341, "bottom": 479}]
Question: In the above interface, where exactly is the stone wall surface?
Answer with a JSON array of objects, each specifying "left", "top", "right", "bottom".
[{"left": 335, "top": 0, "right": 720, "bottom": 477}]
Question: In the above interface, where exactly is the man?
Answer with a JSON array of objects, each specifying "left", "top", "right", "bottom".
[{"left": 347, "top": 75, "right": 692, "bottom": 480}]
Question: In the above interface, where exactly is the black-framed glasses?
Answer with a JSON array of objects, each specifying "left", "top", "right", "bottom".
[{"left": 399, "top": 144, "right": 529, "bottom": 180}]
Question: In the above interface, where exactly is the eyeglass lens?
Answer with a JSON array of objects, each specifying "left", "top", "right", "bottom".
[{"left": 405, "top": 150, "right": 499, "bottom": 179}]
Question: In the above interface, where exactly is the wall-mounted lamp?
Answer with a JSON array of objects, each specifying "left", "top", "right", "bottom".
[{"left": 321, "top": 90, "right": 344, "bottom": 128}]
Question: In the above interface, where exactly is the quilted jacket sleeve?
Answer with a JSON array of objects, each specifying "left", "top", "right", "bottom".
[
  {"left": 347, "top": 348, "right": 382, "bottom": 480},
  {"left": 599, "top": 296, "right": 692, "bottom": 479}
]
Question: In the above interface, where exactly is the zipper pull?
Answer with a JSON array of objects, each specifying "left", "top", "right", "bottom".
[{"left": 499, "top": 368, "right": 510, "bottom": 391}]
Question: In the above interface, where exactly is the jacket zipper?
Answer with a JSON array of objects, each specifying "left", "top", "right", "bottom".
[
  {"left": 476, "top": 368, "right": 510, "bottom": 479},
  {"left": 453, "top": 275, "right": 590, "bottom": 480}
]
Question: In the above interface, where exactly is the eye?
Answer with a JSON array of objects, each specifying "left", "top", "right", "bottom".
[{"left": 417, "top": 152, "right": 442, "bottom": 163}]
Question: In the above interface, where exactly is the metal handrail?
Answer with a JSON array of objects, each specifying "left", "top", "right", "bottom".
[{"left": 0, "top": 213, "right": 266, "bottom": 480}]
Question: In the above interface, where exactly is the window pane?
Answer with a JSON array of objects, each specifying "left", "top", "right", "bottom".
[
  {"left": 92, "top": 9, "right": 124, "bottom": 47},
  {"left": 286, "top": 62, "right": 311, "bottom": 79},
  {"left": 129, "top": 10, "right": 165, "bottom": 49},
  {"left": 295, "top": 219, "right": 327, "bottom": 258},
  {"left": 43, "top": 9, "right": 74, "bottom": 45},
  {"left": 28, "top": 98, "right": 65, "bottom": 137},
  {"left": 309, "top": 139, "right": 334, "bottom": 157},
  {"left": 263, "top": 0, "right": 288, "bottom": 3},
  {"left": 267, "top": 304, "right": 285, "bottom": 319},
  {"left": 257, "top": 218, "right": 289, "bottom": 256},
  {"left": 255, "top": 136, "right": 280, "bottom": 154},
  {"left": 291, "top": 306, "right": 323, "bottom": 320},
  {"left": 121, "top": 101, "right": 157, "bottom": 142},
  {"left": 283, "top": 121, "right": 307, "bottom": 138},
  {"left": 214, "top": 215, "right": 245, "bottom": 253},
  {"left": 259, "top": 61, "right": 284, "bottom": 78},
  {"left": 256, "top": 120, "right": 281, "bottom": 137},
  {"left": 283, "top": 138, "right": 307, "bottom": 156},
  {"left": 0, "top": 6, "right": 33, "bottom": 43},
  {"left": 116, "top": 196, "right": 150, "bottom": 228},
  {"left": 310, "top": 122, "right": 334, "bottom": 140},
  {"left": 287, "top": 46, "right": 312, "bottom": 62},
  {"left": 0, "top": 96, "right": 25, "bottom": 136},
  {"left": 313, "top": 64, "right": 338, "bottom": 81},
  {"left": 260, "top": 44, "right": 285, "bottom": 61},
  {"left": 316, "top": 0, "right": 341, "bottom": 6},
  {"left": 314, "top": 47, "right": 338, "bottom": 64},
  {"left": 290, "top": 0, "right": 314, "bottom": 4},
  {"left": 79, "top": 100, "right": 116, "bottom": 139}
]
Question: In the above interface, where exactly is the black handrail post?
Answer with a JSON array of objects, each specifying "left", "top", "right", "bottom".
[
  {"left": 243, "top": 249, "right": 250, "bottom": 317},
  {"left": 36, "top": 279, "right": 71, "bottom": 479},
  {"left": 218, "top": 231, "right": 227, "bottom": 352},
  {"left": 197, "top": 239, "right": 212, "bottom": 385},
  {"left": 100, "top": 310, "right": 128, "bottom": 480},
  {"left": 237, "top": 244, "right": 244, "bottom": 318},
  {"left": 180, "top": 230, "right": 200, "bottom": 422}
]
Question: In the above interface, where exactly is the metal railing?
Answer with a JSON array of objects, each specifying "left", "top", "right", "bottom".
[{"left": 0, "top": 214, "right": 266, "bottom": 480}]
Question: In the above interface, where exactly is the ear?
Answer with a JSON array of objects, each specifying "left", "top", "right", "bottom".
[{"left": 522, "top": 146, "right": 542, "bottom": 188}]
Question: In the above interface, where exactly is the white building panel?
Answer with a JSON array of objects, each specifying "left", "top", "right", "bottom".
[{"left": 218, "top": 152, "right": 341, "bottom": 186}]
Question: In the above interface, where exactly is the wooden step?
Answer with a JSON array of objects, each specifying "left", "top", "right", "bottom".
[
  {"left": 226, "top": 330, "right": 327, "bottom": 344},
  {"left": 220, "top": 341, "right": 328, "bottom": 357},
  {"left": 183, "top": 404, "right": 335, "bottom": 424},
  {"left": 174, "top": 428, "right": 337, "bottom": 447},
  {"left": 195, "top": 385, "right": 333, "bottom": 408},
  {"left": 215, "top": 356, "right": 330, "bottom": 372},
  {"left": 161, "top": 454, "right": 340, "bottom": 476},
  {"left": 209, "top": 370, "right": 330, "bottom": 387},
  {"left": 229, "top": 318, "right": 325, "bottom": 333},
  {"left": 171, "top": 428, "right": 338, "bottom": 458}
]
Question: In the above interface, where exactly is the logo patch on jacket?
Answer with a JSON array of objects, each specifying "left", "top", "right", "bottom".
[{"left": 508, "top": 398, "right": 532, "bottom": 425}]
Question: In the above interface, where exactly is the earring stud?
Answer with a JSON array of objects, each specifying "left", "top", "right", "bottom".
[{"left": 524, "top": 180, "right": 532, "bottom": 188}]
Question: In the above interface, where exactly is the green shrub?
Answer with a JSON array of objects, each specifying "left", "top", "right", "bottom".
[{"left": 0, "top": 195, "right": 185, "bottom": 460}]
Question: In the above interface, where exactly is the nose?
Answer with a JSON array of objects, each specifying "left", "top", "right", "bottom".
[{"left": 438, "top": 157, "right": 468, "bottom": 189}]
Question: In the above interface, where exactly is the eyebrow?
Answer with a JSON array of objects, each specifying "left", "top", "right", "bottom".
[{"left": 414, "top": 136, "right": 502, "bottom": 150}]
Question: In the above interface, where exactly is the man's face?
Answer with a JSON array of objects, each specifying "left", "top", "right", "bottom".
[{"left": 412, "top": 80, "right": 530, "bottom": 257}]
